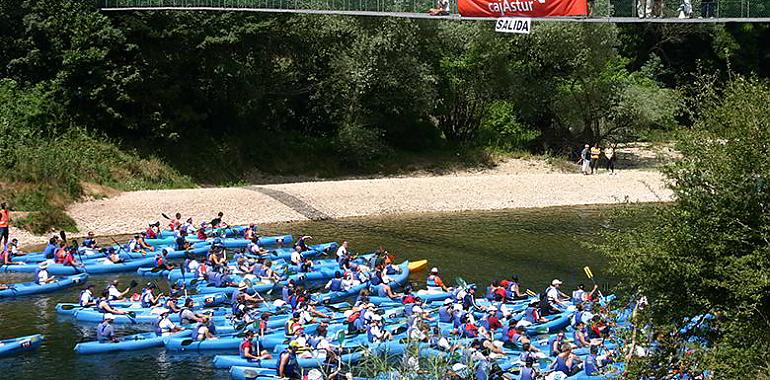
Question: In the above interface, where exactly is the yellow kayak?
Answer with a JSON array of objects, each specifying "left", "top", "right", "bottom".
[{"left": 408, "top": 260, "right": 428, "bottom": 273}]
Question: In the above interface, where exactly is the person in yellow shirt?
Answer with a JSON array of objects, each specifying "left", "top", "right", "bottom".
[{"left": 589, "top": 144, "right": 601, "bottom": 175}]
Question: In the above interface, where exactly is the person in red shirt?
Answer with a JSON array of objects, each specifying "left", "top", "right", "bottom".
[{"left": 239, "top": 330, "right": 272, "bottom": 360}]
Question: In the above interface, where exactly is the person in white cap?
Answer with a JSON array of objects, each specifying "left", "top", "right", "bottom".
[
  {"left": 155, "top": 309, "right": 182, "bottom": 336},
  {"left": 366, "top": 314, "right": 392, "bottom": 343},
  {"left": 545, "top": 279, "right": 570, "bottom": 310},
  {"left": 97, "top": 314, "right": 118, "bottom": 343},
  {"left": 34, "top": 262, "right": 56, "bottom": 284},
  {"left": 426, "top": 267, "right": 449, "bottom": 293}
]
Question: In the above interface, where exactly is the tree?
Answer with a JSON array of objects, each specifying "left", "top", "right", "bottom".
[{"left": 600, "top": 76, "right": 770, "bottom": 379}]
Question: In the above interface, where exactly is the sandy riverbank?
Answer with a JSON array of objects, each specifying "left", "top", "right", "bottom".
[{"left": 9, "top": 158, "right": 673, "bottom": 248}]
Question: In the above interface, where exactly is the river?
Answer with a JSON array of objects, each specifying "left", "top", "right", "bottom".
[{"left": 0, "top": 205, "right": 620, "bottom": 379}]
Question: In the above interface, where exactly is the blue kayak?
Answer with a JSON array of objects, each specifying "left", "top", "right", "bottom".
[
  {"left": 213, "top": 350, "right": 364, "bottom": 369},
  {"left": 0, "top": 256, "right": 157, "bottom": 275},
  {"left": 0, "top": 334, "right": 44, "bottom": 358},
  {"left": 74, "top": 330, "right": 192, "bottom": 355},
  {"left": 0, "top": 273, "right": 88, "bottom": 299},
  {"left": 145, "top": 234, "right": 293, "bottom": 248}
]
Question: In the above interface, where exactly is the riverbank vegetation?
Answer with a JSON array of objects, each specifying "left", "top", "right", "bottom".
[
  {"left": 600, "top": 76, "right": 770, "bottom": 379},
  {"left": 1, "top": 1, "right": 769, "bottom": 233}
]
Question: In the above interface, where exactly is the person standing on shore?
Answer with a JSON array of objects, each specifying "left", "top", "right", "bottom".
[
  {"left": 579, "top": 145, "right": 591, "bottom": 175},
  {"left": 0, "top": 202, "right": 10, "bottom": 249},
  {"left": 590, "top": 144, "right": 602, "bottom": 175},
  {"left": 604, "top": 145, "right": 616, "bottom": 175}
]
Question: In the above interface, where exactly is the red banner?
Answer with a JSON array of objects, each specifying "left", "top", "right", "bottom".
[{"left": 458, "top": 0, "right": 587, "bottom": 17}]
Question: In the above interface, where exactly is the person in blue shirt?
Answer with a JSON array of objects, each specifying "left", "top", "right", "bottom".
[
  {"left": 520, "top": 356, "right": 539, "bottom": 380},
  {"left": 42, "top": 237, "right": 58, "bottom": 259}
]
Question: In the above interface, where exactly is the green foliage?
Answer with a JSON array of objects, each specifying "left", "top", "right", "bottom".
[
  {"left": 15, "top": 208, "right": 79, "bottom": 235},
  {"left": 599, "top": 76, "right": 770, "bottom": 379},
  {"left": 478, "top": 100, "right": 540, "bottom": 152}
]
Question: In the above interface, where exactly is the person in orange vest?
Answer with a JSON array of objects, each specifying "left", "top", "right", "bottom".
[{"left": 0, "top": 202, "right": 9, "bottom": 249}]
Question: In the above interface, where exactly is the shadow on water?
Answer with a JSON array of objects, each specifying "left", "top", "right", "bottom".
[{"left": 0, "top": 204, "right": 635, "bottom": 380}]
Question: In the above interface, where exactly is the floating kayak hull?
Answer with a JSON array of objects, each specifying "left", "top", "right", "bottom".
[
  {"left": 74, "top": 330, "right": 192, "bottom": 355},
  {"left": 0, "top": 273, "right": 88, "bottom": 298},
  {"left": 0, "top": 334, "right": 44, "bottom": 358}
]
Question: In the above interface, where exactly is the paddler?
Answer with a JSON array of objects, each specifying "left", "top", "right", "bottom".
[
  {"left": 154, "top": 309, "right": 182, "bottom": 336},
  {"left": 107, "top": 279, "right": 130, "bottom": 301},
  {"left": 278, "top": 340, "right": 303, "bottom": 380},
  {"left": 79, "top": 284, "right": 96, "bottom": 307},
  {"left": 34, "top": 262, "right": 56, "bottom": 284},
  {"left": 97, "top": 290, "right": 130, "bottom": 316},
  {"left": 426, "top": 267, "right": 449, "bottom": 293},
  {"left": 96, "top": 314, "right": 118, "bottom": 343},
  {"left": 140, "top": 282, "right": 162, "bottom": 308},
  {"left": 294, "top": 235, "right": 312, "bottom": 252},
  {"left": 240, "top": 330, "right": 272, "bottom": 361}
]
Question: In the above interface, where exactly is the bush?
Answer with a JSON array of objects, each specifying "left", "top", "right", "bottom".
[
  {"left": 335, "top": 122, "right": 391, "bottom": 168},
  {"left": 478, "top": 101, "right": 540, "bottom": 152}
]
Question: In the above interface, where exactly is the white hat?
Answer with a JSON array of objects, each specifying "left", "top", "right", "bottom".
[
  {"left": 238, "top": 282, "right": 248, "bottom": 290},
  {"left": 412, "top": 306, "right": 423, "bottom": 314},
  {"left": 443, "top": 298, "right": 453, "bottom": 305},
  {"left": 371, "top": 314, "right": 382, "bottom": 321},
  {"left": 38, "top": 262, "right": 49, "bottom": 269},
  {"left": 551, "top": 279, "right": 563, "bottom": 286},
  {"left": 103, "top": 313, "right": 115, "bottom": 320},
  {"left": 453, "top": 304, "right": 463, "bottom": 312},
  {"left": 430, "top": 267, "right": 438, "bottom": 273}
]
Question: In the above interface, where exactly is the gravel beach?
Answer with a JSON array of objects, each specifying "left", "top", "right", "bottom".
[{"left": 9, "top": 160, "right": 673, "bottom": 248}]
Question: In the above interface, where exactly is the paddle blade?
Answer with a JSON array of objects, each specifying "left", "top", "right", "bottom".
[
  {"left": 455, "top": 277, "right": 467, "bottom": 289},
  {"left": 162, "top": 213, "right": 171, "bottom": 220},
  {"left": 336, "top": 330, "right": 346, "bottom": 345},
  {"left": 129, "top": 280, "right": 138, "bottom": 289},
  {"left": 60, "top": 231, "right": 67, "bottom": 243}
]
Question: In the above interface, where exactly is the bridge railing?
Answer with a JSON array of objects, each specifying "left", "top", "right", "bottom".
[{"left": 100, "top": 0, "right": 770, "bottom": 18}]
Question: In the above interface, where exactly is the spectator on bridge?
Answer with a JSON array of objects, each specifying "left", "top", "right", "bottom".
[
  {"left": 701, "top": 0, "right": 716, "bottom": 17},
  {"left": 428, "top": 0, "right": 450, "bottom": 16}
]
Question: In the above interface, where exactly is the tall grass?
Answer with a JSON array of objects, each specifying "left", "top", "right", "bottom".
[{"left": 0, "top": 79, "right": 192, "bottom": 233}]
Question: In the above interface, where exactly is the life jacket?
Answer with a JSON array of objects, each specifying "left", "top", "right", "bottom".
[
  {"left": 404, "top": 303, "right": 416, "bottom": 316},
  {"left": 329, "top": 278, "right": 343, "bottom": 292},
  {"left": 79, "top": 290, "right": 92, "bottom": 306},
  {"left": 375, "top": 285, "right": 389, "bottom": 298},
  {"left": 145, "top": 227, "right": 157, "bottom": 239},
  {"left": 369, "top": 272, "right": 382, "bottom": 286},
  {"left": 0, "top": 209, "right": 8, "bottom": 228},
  {"left": 554, "top": 355, "right": 571, "bottom": 374},
  {"left": 493, "top": 287, "right": 506, "bottom": 301},
  {"left": 573, "top": 328, "right": 585, "bottom": 348},
  {"left": 252, "top": 263, "right": 263, "bottom": 276},
  {"left": 584, "top": 354, "right": 599, "bottom": 375},
  {"left": 153, "top": 316, "right": 164, "bottom": 336},
  {"left": 520, "top": 367, "right": 535, "bottom": 380},
  {"left": 401, "top": 295, "right": 416, "bottom": 304},
  {"left": 572, "top": 310, "right": 585, "bottom": 327},
  {"left": 96, "top": 321, "right": 111, "bottom": 342},
  {"left": 426, "top": 274, "right": 440, "bottom": 288},
  {"left": 280, "top": 349, "right": 301, "bottom": 379},
  {"left": 179, "top": 307, "right": 194, "bottom": 325},
  {"left": 281, "top": 286, "right": 292, "bottom": 302},
  {"left": 438, "top": 306, "right": 452, "bottom": 323},
  {"left": 155, "top": 255, "right": 165, "bottom": 267},
  {"left": 239, "top": 338, "right": 253, "bottom": 358},
  {"left": 461, "top": 323, "right": 478, "bottom": 338},
  {"left": 549, "top": 336, "right": 563, "bottom": 356},
  {"left": 572, "top": 289, "right": 586, "bottom": 304},
  {"left": 140, "top": 289, "right": 155, "bottom": 308},
  {"left": 524, "top": 307, "right": 538, "bottom": 324},
  {"left": 34, "top": 268, "right": 45, "bottom": 285}
]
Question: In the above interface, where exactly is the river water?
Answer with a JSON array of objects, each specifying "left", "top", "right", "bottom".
[{"left": 0, "top": 205, "right": 619, "bottom": 379}]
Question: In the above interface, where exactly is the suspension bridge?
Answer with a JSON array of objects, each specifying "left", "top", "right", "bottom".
[{"left": 100, "top": 0, "right": 770, "bottom": 22}]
